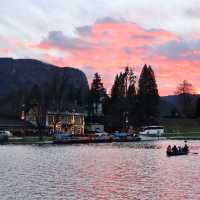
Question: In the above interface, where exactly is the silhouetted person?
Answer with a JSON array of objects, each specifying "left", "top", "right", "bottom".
[
  {"left": 183, "top": 141, "right": 189, "bottom": 152},
  {"left": 167, "top": 145, "right": 172, "bottom": 153},
  {"left": 172, "top": 145, "right": 178, "bottom": 152}
]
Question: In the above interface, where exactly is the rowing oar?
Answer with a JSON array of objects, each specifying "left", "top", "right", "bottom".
[{"left": 190, "top": 152, "right": 199, "bottom": 154}]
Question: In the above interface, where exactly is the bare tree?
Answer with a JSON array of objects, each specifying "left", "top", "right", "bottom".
[
  {"left": 25, "top": 74, "right": 83, "bottom": 136},
  {"left": 175, "top": 80, "right": 195, "bottom": 117},
  {"left": 175, "top": 80, "right": 194, "bottom": 95},
  {"left": 26, "top": 84, "right": 47, "bottom": 140},
  {"left": 45, "top": 75, "right": 68, "bottom": 133}
]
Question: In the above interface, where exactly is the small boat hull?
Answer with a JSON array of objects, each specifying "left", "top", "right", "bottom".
[{"left": 167, "top": 151, "right": 189, "bottom": 156}]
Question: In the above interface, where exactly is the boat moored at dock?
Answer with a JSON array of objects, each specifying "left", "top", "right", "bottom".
[{"left": 139, "top": 126, "right": 164, "bottom": 137}]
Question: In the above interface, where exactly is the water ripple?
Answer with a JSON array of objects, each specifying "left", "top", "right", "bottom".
[{"left": 0, "top": 141, "right": 200, "bottom": 199}]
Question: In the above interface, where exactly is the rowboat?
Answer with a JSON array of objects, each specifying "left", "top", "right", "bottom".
[{"left": 167, "top": 150, "right": 189, "bottom": 156}]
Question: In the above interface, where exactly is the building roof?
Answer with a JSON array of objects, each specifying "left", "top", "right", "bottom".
[{"left": 0, "top": 118, "right": 36, "bottom": 130}]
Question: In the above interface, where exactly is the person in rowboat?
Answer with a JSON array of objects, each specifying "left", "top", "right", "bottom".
[
  {"left": 172, "top": 145, "right": 178, "bottom": 152},
  {"left": 178, "top": 146, "right": 182, "bottom": 152},
  {"left": 167, "top": 145, "right": 172, "bottom": 153},
  {"left": 183, "top": 141, "right": 189, "bottom": 152}
]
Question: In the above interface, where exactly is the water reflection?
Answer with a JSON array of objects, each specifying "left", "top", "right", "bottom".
[{"left": 0, "top": 140, "right": 200, "bottom": 200}]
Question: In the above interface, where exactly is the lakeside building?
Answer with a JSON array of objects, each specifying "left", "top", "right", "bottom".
[
  {"left": 46, "top": 111, "right": 85, "bottom": 135},
  {"left": 23, "top": 107, "right": 85, "bottom": 136}
]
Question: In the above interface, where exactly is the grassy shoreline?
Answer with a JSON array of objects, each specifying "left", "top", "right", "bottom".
[
  {"left": 8, "top": 136, "right": 54, "bottom": 145},
  {"left": 165, "top": 131, "right": 200, "bottom": 140}
]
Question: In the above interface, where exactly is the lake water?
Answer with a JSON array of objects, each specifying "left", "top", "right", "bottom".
[{"left": 0, "top": 140, "right": 200, "bottom": 200}]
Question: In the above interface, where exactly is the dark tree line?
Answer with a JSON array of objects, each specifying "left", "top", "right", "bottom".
[
  {"left": 107, "top": 67, "right": 137, "bottom": 130},
  {"left": 88, "top": 65, "right": 160, "bottom": 131},
  {"left": 3, "top": 63, "right": 200, "bottom": 135}
]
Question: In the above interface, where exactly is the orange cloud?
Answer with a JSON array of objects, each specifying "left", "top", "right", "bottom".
[{"left": 0, "top": 48, "right": 11, "bottom": 54}]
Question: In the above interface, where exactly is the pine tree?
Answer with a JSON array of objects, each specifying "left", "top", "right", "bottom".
[
  {"left": 107, "top": 67, "right": 137, "bottom": 130},
  {"left": 137, "top": 64, "right": 160, "bottom": 125},
  {"left": 127, "top": 68, "right": 137, "bottom": 100},
  {"left": 127, "top": 84, "right": 136, "bottom": 101},
  {"left": 88, "top": 73, "right": 107, "bottom": 120},
  {"left": 111, "top": 67, "right": 136, "bottom": 101},
  {"left": 111, "top": 74, "right": 120, "bottom": 101}
]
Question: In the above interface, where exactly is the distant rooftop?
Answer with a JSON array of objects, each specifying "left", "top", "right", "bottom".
[{"left": 0, "top": 118, "right": 36, "bottom": 129}]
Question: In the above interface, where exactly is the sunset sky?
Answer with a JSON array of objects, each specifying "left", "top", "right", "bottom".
[{"left": 1, "top": 0, "right": 200, "bottom": 95}]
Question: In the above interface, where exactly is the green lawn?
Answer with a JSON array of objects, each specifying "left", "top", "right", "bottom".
[
  {"left": 159, "top": 118, "right": 200, "bottom": 139},
  {"left": 164, "top": 131, "right": 200, "bottom": 140}
]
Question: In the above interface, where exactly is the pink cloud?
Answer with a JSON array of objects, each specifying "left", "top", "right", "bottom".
[
  {"left": 0, "top": 48, "right": 11, "bottom": 54},
  {"left": 30, "top": 19, "right": 200, "bottom": 95}
]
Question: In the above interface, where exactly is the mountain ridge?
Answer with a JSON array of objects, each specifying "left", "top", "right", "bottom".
[
  {"left": 0, "top": 57, "right": 89, "bottom": 117},
  {"left": 0, "top": 57, "right": 89, "bottom": 95}
]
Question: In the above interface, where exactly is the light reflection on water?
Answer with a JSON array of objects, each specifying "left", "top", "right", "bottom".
[{"left": 0, "top": 140, "right": 200, "bottom": 200}]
